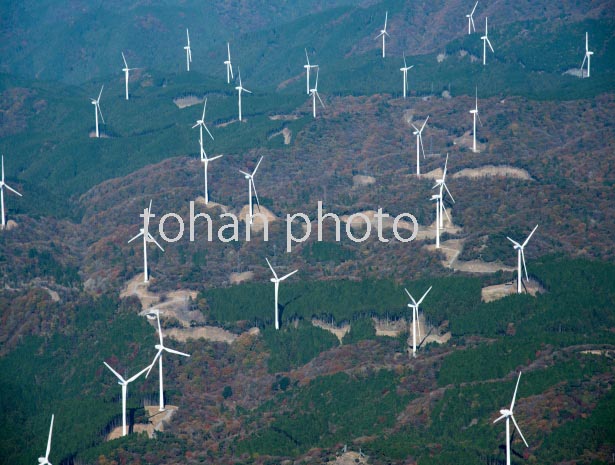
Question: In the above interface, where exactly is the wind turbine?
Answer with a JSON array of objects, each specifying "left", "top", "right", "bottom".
[
  {"left": 121, "top": 52, "right": 137, "bottom": 100},
  {"left": 184, "top": 28, "right": 192, "bottom": 71},
  {"left": 469, "top": 87, "right": 482, "bottom": 153},
  {"left": 432, "top": 154, "right": 455, "bottom": 228},
  {"left": 0, "top": 155, "right": 22, "bottom": 230},
  {"left": 375, "top": 11, "right": 390, "bottom": 58},
  {"left": 304, "top": 48, "right": 319, "bottom": 95},
  {"left": 37, "top": 414, "right": 54, "bottom": 465},
  {"left": 494, "top": 372, "right": 529, "bottom": 465},
  {"left": 239, "top": 156, "right": 263, "bottom": 225},
  {"left": 266, "top": 258, "right": 298, "bottom": 330},
  {"left": 103, "top": 362, "right": 151, "bottom": 436},
  {"left": 404, "top": 286, "right": 432, "bottom": 357},
  {"left": 400, "top": 53, "right": 414, "bottom": 99},
  {"left": 128, "top": 200, "right": 165, "bottom": 283},
  {"left": 580, "top": 32, "right": 593, "bottom": 78},
  {"left": 90, "top": 85, "right": 105, "bottom": 138},
  {"left": 224, "top": 42, "right": 234, "bottom": 84},
  {"left": 411, "top": 115, "right": 429, "bottom": 176},
  {"left": 481, "top": 17, "right": 494, "bottom": 65},
  {"left": 466, "top": 1, "right": 478, "bottom": 34},
  {"left": 235, "top": 67, "right": 252, "bottom": 121},
  {"left": 145, "top": 309, "right": 191, "bottom": 412},
  {"left": 309, "top": 68, "right": 325, "bottom": 118},
  {"left": 507, "top": 225, "right": 538, "bottom": 294},
  {"left": 193, "top": 98, "right": 214, "bottom": 159}
]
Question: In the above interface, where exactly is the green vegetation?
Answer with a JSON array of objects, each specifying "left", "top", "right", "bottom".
[{"left": 261, "top": 322, "right": 339, "bottom": 373}]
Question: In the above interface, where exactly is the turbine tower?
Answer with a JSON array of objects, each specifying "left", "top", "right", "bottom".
[
  {"left": 184, "top": 28, "right": 192, "bottom": 71},
  {"left": 431, "top": 193, "right": 442, "bottom": 248},
  {"left": 235, "top": 68, "right": 252, "bottom": 121},
  {"left": 493, "top": 372, "right": 529, "bottom": 465},
  {"left": 224, "top": 42, "right": 234, "bottom": 84},
  {"left": 304, "top": 48, "right": 319, "bottom": 95},
  {"left": 466, "top": 1, "right": 478, "bottom": 34},
  {"left": 581, "top": 32, "right": 593, "bottom": 78},
  {"left": 507, "top": 225, "right": 538, "bottom": 294},
  {"left": 400, "top": 53, "right": 414, "bottom": 99},
  {"left": 469, "top": 87, "right": 482, "bottom": 153},
  {"left": 266, "top": 258, "right": 298, "bottom": 330},
  {"left": 404, "top": 286, "right": 432, "bottom": 357},
  {"left": 128, "top": 200, "right": 165, "bottom": 283},
  {"left": 121, "top": 52, "right": 137, "bottom": 100},
  {"left": 432, "top": 154, "right": 455, "bottom": 228},
  {"left": 145, "top": 309, "right": 191, "bottom": 412},
  {"left": 201, "top": 152, "right": 223, "bottom": 205},
  {"left": 309, "top": 68, "right": 325, "bottom": 118},
  {"left": 411, "top": 116, "right": 429, "bottom": 176},
  {"left": 375, "top": 11, "right": 390, "bottom": 58},
  {"left": 37, "top": 414, "right": 54, "bottom": 465},
  {"left": 103, "top": 362, "right": 151, "bottom": 436},
  {"left": 0, "top": 155, "right": 22, "bottom": 230},
  {"left": 239, "top": 156, "right": 263, "bottom": 225},
  {"left": 90, "top": 85, "right": 104, "bottom": 138},
  {"left": 481, "top": 17, "right": 494, "bottom": 65}
]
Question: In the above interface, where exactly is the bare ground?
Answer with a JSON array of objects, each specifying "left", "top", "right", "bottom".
[
  {"left": 268, "top": 127, "right": 292, "bottom": 144},
  {"left": 422, "top": 165, "right": 532, "bottom": 181},
  {"left": 268, "top": 114, "right": 300, "bottom": 121},
  {"left": 352, "top": 175, "right": 376, "bottom": 187},
  {"left": 173, "top": 95, "right": 203, "bottom": 109},
  {"left": 312, "top": 319, "right": 350, "bottom": 343},
  {"left": 333, "top": 451, "right": 369, "bottom": 464},
  {"left": 482, "top": 280, "right": 545, "bottom": 303},
  {"left": 229, "top": 271, "right": 254, "bottom": 284},
  {"left": 453, "top": 129, "right": 485, "bottom": 152},
  {"left": 238, "top": 205, "right": 278, "bottom": 232},
  {"left": 106, "top": 405, "right": 178, "bottom": 441}
]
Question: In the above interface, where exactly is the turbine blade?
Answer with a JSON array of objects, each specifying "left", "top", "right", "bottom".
[
  {"left": 103, "top": 361, "right": 125, "bottom": 382},
  {"left": 239, "top": 170, "right": 250, "bottom": 177},
  {"left": 404, "top": 288, "right": 417, "bottom": 306},
  {"left": 98, "top": 85, "right": 104, "bottom": 101},
  {"left": 317, "top": 92, "right": 325, "bottom": 108},
  {"left": 522, "top": 224, "right": 539, "bottom": 247},
  {"left": 122, "top": 52, "right": 128, "bottom": 68},
  {"left": 97, "top": 104, "right": 105, "bottom": 124},
  {"left": 384, "top": 11, "right": 388, "bottom": 30},
  {"left": 204, "top": 124, "right": 214, "bottom": 140},
  {"left": 209, "top": 154, "right": 223, "bottom": 161},
  {"left": 521, "top": 249, "right": 529, "bottom": 282},
  {"left": 511, "top": 372, "right": 522, "bottom": 411},
  {"left": 421, "top": 115, "right": 429, "bottom": 132},
  {"left": 126, "top": 364, "right": 151, "bottom": 383},
  {"left": 201, "top": 98, "right": 207, "bottom": 121},
  {"left": 470, "top": 16, "right": 476, "bottom": 31},
  {"left": 416, "top": 286, "right": 433, "bottom": 306},
  {"left": 493, "top": 413, "right": 506, "bottom": 424},
  {"left": 442, "top": 154, "right": 449, "bottom": 179},
  {"left": 507, "top": 237, "right": 521, "bottom": 247},
  {"left": 128, "top": 231, "right": 144, "bottom": 243},
  {"left": 305, "top": 48, "right": 310, "bottom": 65},
  {"left": 46, "top": 414, "right": 54, "bottom": 458},
  {"left": 252, "top": 156, "right": 263, "bottom": 176},
  {"left": 403, "top": 52, "right": 407, "bottom": 68},
  {"left": 4, "top": 184, "right": 22, "bottom": 197},
  {"left": 471, "top": 1, "right": 478, "bottom": 15},
  {"left": 442, "top": 204, "right": 452, "bottom": 223},
  {"left": 147, "top": 233, "right": 165, "bottom": 252},
  {"left": 443, "top": 183, "right": 455, "bottom": 203},
  {"left": 279, "top": 269, "right": 298, "bottom": 281},
  {"left": 145, "top": 350, "right": 162, "bottom": 378},
  {"left": 163, "top": 346, "right": 191, "bottom": 357},
  {"left": 252, "top": 180, "right": 261, "bottom": 212},
  {"left": 511, "top": 415, "right": 529, "bottom": 448},
  {"left": 487, "top": 38, "right": 494, "bottom": 53},
  {"left": 315, "top": 68, "right": 319, "bottom": 90},
  {"left": 419, "top": 134, "right": 426, "bottom": 159},
  {"left": 265, "top": 257, "right": 278, "bottom": 279}
]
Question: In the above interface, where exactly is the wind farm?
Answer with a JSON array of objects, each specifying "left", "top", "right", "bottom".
[{"left": 0, "top": 2, "right": 614, "bottom": 465}]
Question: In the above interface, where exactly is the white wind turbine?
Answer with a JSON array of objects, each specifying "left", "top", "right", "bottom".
[
  {"left": 103, "top": 362, "right": 151, "bottom": 436},
  {"left": 239, "top": 156, "right": 263, "bottom": 225},
  {"left": 469, "top": 87, "right": 482, "bottom": 153},
  {"left": 581, "top": 32, "right": 593, "bottom": 78},
  {"left": 309, "top": 68, "right": 325, "bottom": 118},
  {"left": 411, "top": 116, "right": 429, "bottom": 176},
  {"left": 145, "top": 309, "right": 191, "bottom": 412},
  {"left": 494, "top": 372, "right": 529, "bottom": 465},
  {"left": 193, "top": 98, "right": 214, "bottom": 159},
  {"left": 304, "top": 48, "right": 319, "bottom": 95},
  {"left": 201, "top": 152, "right": 223, "bottom": 205},
  {"left": 184, "top": 28, "right": 192, "bottom": 71},
  {"left": 400, "top": 53, "right": 414, "bottom": 99},
  {"left": 266, "top": 258, "right": 298, "bottom": 330},
  {"left": 121, "top": 52, "right": 137, "bottom": 100},
  {"left": 128, "top": 200, "right": 165, "bottom": 283},
  {"left": 466, "top": 1, "right": 478, "bottom": 34},
  {"left": 224, "top": 42, "right": 234, "bottom": 84},
  {"left": 235, "top": 68, "right": 252, "bottom": 121},
  {"left": 375, "top": 11, "right": 390, "bottom": 58},
  {"left": 0, "top": 155, "right": 22, "bottom": 230},
  {"left": 37, "top": 414, "right": 54, "bottom": 465},
  {"left": 432, "top": 154, "right": 455, "bottom": 229},
  {"left": 404, "top": 286, "right": 432, "bottom": 357},
  {"left": 90, "top": 85, "right": 105, "bottom": 138},
  {"left": 481, "top": 17, "right": 494, "bottom": 65},
  {"left": 507, "top": 225, "right": 538, "bottom": 294}
]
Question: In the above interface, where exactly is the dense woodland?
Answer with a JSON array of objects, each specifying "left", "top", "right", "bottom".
[{"left": 1, "top": 1, "right": 614, "bottom": 464}]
